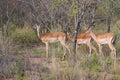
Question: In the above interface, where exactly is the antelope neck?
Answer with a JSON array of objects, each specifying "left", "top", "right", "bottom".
[
  {"left": 37, "top": 28, "right": 41, "bottom": 38},
  {"left": 90, "top": 31, "right": 98, "bottom": 42}
]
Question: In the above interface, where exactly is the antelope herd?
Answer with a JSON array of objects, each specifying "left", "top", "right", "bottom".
[{"left": 33, "top": 23, "right": 116, "bottom": 59}]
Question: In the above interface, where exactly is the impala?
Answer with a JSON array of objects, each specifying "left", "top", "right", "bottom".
[
  {"left": 85, "top": 28, "right": 116, "bottom": 58},
  {"left": 33, "top": 24, "right": 70, "bottom": 60},
  {"left": 67, "top": 32, "right": 96, "bottom": 55}
]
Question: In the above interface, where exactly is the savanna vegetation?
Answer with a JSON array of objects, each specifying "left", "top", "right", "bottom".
[{"left": 0, "top": 0, "right": 120, "bottom": 80}]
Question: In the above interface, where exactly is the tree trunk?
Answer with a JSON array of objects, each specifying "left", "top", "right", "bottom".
[
  {"left": 73, "top": 21, "right": 80, "bottom": 53},
  {"left": 106, "top": 16, "right": 111, "bottom": 32},
  {"left": 106, "top": 0, "right": 111, "bottom": 32}
]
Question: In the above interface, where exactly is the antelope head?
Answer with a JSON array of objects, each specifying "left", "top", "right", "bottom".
[
  {"left": 33, "top": 22, "right": 44, "bottom": 31},
  {"left": 85, "top": 27, "right": 93, "bottom": 34}
]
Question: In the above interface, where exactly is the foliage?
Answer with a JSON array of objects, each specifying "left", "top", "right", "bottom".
[{"left": 11, "top": 26, "right": 39, "bottom": 45}]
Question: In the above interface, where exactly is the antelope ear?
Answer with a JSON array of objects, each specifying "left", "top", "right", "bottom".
[
  {"left": 87, "top": 27, "right": 93, "bottom": 31},
  {"left": 85, "top": 27, "right": 91, "bottom": 33},
  {"left": 67, "top": 32, "right": 70, "bottom": 35},
  {"left": 35, "top": 24, "right": 41, "bottom": 28},
  {"left": 89, "top": 27, "right": 92, "bottom": 30}
]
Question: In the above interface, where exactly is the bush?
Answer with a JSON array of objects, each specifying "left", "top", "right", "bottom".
[{"left": 11, "top": 26, "right": 40, "bottom": 45}]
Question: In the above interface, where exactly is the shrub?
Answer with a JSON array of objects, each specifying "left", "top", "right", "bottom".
[{"left": 11, "top": 26, "right": 40, "bottom": 45}]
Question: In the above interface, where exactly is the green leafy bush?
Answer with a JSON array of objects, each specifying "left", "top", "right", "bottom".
[{"left": 11, "top": 26, "right": 39, "bottom": 45}]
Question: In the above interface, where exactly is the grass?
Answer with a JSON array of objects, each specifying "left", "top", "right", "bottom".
[
  {"left": 113, "top": 77, "right": 120, "bottom": 80},
  {"left": 34, "top": 49, "right": 45, "bottom": 55},
  {"left": 90, "top": 54, "right": 101, "bottom": 72}
]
